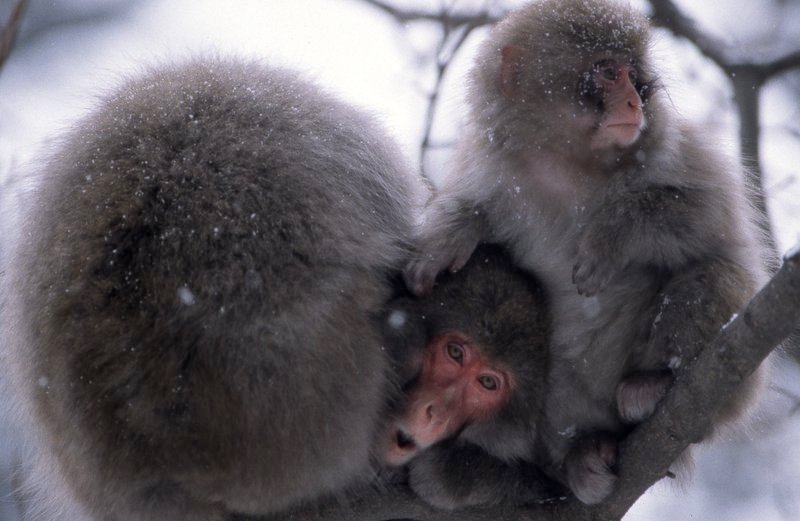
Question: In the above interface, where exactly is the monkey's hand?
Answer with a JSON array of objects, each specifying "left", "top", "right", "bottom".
[
  {"left": 408, "top": 441, "right": 564, "bottom": 509},
  {"left": 572, "top": 232, "right": 619, "bottom": 296},
  {"left": 408, "top": 445, "right": 475, "bottom": 510},
  {"left": 404, "top": 235, "right": 479, "bottom": 296},
  {"left": 564, "top": 434, "right": 618, "bottom": 505}
]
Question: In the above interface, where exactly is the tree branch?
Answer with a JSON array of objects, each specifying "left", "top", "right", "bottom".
[
  {"left": 649, "top": 0, "right": 800, "bottom": 82},
  {"left": 418, "top": 20, "right": 479, "bottom": 178},
  {"left": 358, "top": 0, "right": 499, "bottom": 26},
  {"left": 594, "top": 245, "right": 800, "bottom": 519},
  {"left": 261, "top": 245, "right": 800, "bottom": 521},
  {"left": 764, "top": 48, "right": 800, "bottom": 78},
  {"left": 648, "top": 0, "right": 800, "bottom": 258},
  {"left": 647, "top": 0, "right": 729, "bottom": 66},
  {"left": 354, "top": 0, "right": 500, "bottom": 184},
  {"left": 0, "top": 0, "right": 28, "bottom": 73},
  {"left": 356, "top": 0, "right": 501, "bottom": 184}
]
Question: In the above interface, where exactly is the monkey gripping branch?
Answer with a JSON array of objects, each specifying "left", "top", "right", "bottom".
[{"left": 276, "top": 245, "right": 800, "bottom": 521}]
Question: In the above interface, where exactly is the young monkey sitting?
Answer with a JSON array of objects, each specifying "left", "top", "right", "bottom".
[{"left": 405, "top": 0, "right": 771, "bottom": 505}]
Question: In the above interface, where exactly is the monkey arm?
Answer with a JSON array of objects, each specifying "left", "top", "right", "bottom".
[
  {"left": 645, "top": 257, "right": 757, "bottom": 363},
  {"left": 407, "top": 440, "right": 565, "bottom": 510},
  {"left": 631, "top": 256, "right": 766, "bottom": 428},
  {"left": 404, "top": 194, "right": 489, "bottom": 296},
  {"left": 572, "top": 183, "right": 732, "bottom": 296}
]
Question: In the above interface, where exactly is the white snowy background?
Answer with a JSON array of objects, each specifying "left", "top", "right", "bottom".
[{"left": 0, "top": 1, "right": 798, "bottom": 520}]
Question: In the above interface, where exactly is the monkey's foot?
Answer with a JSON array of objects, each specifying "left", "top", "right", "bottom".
[
  {"left": 616, "top": 371, "right": 672, "bottom": 423},
  {"left": 572, "top": 256, "right": 614, "bottom": 297},
  {"left": 564, "top": 435, "right": 618, "bottom": 505}
]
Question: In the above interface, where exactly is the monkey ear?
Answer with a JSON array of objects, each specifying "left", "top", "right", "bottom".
[{"left": 499, "top": 45, "right": 525, "bottom": 98}]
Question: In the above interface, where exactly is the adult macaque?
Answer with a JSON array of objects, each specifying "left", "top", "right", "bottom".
[
  {"left": 382, "top": 244, "right": 559, "bottom": 509},
  {"left": 405, "top": 0, "right": 771, "bottom": 505},
  {"left": 2, "top": 57, "right": 436, "bottom": 520}
]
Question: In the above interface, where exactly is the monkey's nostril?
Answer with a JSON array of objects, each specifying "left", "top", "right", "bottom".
[{"left": 396, "top": 430, "right": 416, "bottom": 450}]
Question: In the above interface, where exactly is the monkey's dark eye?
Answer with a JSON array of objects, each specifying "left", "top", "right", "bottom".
[
  {"left": 600, "top": 66, "right": 617, "bottom": 81},
  {"left": 447, "top": 343, "right": 464, "bottom": 364},
  {"left": 593, "top": 59, "right": 618, "bottom": 82},
  {"left": 478, "top": 375, "right": 498, "bottom": 391},
  {"left": 636, "top": 80, "right": 656, "bottom": 102}
]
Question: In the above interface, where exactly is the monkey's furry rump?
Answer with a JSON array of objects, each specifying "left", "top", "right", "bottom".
[{"left": 3, "top": 57, "right": 420, "bottom": 519}]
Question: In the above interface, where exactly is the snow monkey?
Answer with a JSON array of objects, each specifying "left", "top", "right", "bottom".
[
  {"left": 383, "top": 244, "right": 559, "bottom": 509},
  {"left": 405, "top": 0, "right": 771, "bottom": 505},
  {"left": 3, "top": 57, "right": 425, "bottom": 520}
]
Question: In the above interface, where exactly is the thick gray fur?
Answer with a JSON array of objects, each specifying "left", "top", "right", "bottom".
[
  {"left": 406, "top": 0, "right": 772, "bottom": 505},
  {"left": 2, "top": 57, "right": 423, "bottom": 520},
  {"left": 389, "top": 244, "right": 560, "bottom": 509}
]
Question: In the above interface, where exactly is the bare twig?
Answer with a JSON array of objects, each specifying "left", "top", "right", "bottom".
[
  {"left": 764, "top": 48, "right": 800, "bottom": 79},
  {"left": 0, "top": 0, "right": 29, "bottom": 73},
  {"left": 358, "top": 0, "right": 503, "bottom": 183},
  {"left": 648, "top": 0, "right": 729, "bottom": 65},
  {"left": 360, "top": 0, "right": 499, "bottom": 26},
  {"left": 418, "top": 19, "right": 479, "bottom": 177},
  {"left": 649, "top": 0, "right": 800, "bottom": 80}
]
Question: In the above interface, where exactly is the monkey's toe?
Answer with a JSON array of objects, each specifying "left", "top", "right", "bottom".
[
  {"left": 565, "top": 435, "right": 618, "bottom": 505},
  {"left": 616, "top": 371, "right": 672, "bottom": 423}
]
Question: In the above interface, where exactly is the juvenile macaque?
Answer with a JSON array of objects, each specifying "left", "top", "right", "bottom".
[
  {"left": 383, "top": 244, "right": 559, "bottom": 509},
  {"left": 2, "top": 57, "right": 436, "bottom": 520},
  {"left": 406, "top": 0, "right": 771, "bottom": 505}
]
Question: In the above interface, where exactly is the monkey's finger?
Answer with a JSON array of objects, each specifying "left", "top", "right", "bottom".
[
  {"left": 449, "top": 254, "right": 469, "bottom": 274},
  {"left": 565, "top": 436, "right": 619, "bottom": 505},
  {"left": 403, "top": 261, "right": 436, "bottom": 297},
  {"left": 572, "top": 261, "right": 597, "bottom": 296}
]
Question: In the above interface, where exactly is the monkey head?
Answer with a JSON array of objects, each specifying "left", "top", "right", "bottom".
[
  {"left": 470, "top": 0, "right": 663, "bottom": 165},
  {"left": 381, "top": 245, "right": 550, "bottom": 466}
]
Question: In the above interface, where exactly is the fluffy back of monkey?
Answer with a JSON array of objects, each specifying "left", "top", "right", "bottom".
[{"left": 2, "top": 57, "right": 420, "bottom": 519}]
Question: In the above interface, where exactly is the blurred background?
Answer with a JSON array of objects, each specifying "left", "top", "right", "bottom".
[{"left": 0, "top": 1, "right": 798, "bottom": 520}]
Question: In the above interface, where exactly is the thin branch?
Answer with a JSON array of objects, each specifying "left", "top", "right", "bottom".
[
  {"left": 648, "top": 0, "right": 800, "bottom": 82},
  {"left": 764, "top": 48, "right": 800, "bottom": 79},
  {"left": 0, "top": 0, "right": 29, "bottom": 73},
  {"left": 257, "top": 246, "right": 800, "bottom": 521},
  {"left": 648, "top": 0, "right": 800, "bottom": 259},
  {"left": 359, "top": 0, "right": 499, "bottom": 26},
  {"left": 419, "top": 21, "right": 479, "bottom": 178},
  {"left": 648, "top": 0, "right": 729, "bottom": 66},
  {"left": 357, "top": 0, "right": 501, "bottom": 184}
]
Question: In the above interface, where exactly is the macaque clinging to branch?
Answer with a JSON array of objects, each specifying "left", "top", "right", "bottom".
[{"left": 406, "top": 0, "right": 771, "bottom": 505}]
